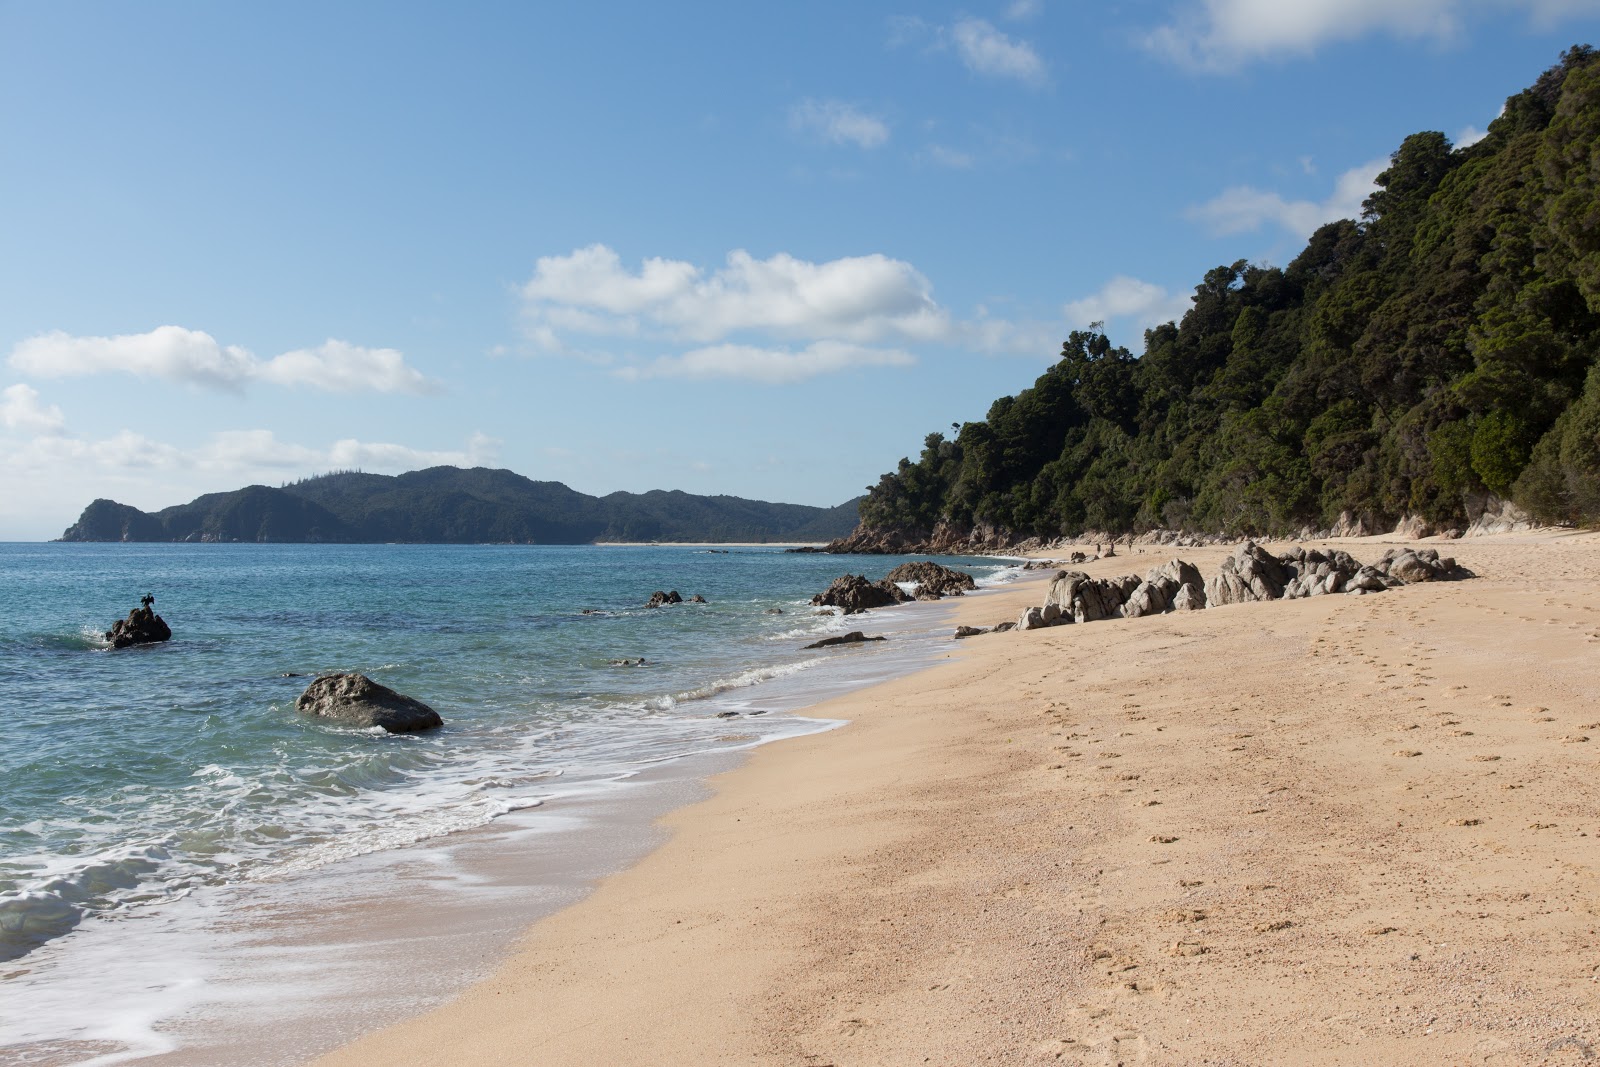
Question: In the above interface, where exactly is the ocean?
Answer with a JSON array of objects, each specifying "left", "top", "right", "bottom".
[{"left": 0, "top": 543, "right": 1021, "bottom": 1066}]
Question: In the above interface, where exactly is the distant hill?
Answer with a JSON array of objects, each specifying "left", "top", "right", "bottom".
[{"left": 58, "top": 467, "right": 862, "bottom": 544}]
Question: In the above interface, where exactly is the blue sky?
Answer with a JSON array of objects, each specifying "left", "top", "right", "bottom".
[{"left": 2, "top": 0, "right": 1596, "bottom": 539}]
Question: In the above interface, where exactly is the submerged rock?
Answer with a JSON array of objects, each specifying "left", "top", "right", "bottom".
[
  {"left": 645, "top": 590, "right": 683, "bottom": 608},
  {"left": 803, "top": 630, "right": 888, "bottom": 650},
  {"left": 294, "top": 673, "right": 443, "bottom": 734},
  {"left": 105, "top": 603, "right": 172, "bottom": 649}
]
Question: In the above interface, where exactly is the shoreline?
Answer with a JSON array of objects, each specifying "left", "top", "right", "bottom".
[
  {"left": 0, "top": 554, "right": 1025, "bottom": 1067},
  {"left": 308, "top": 532, "right": 1600, "bottom": 1065}
]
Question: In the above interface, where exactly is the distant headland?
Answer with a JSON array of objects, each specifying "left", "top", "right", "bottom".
[{"left": 57, "top": 466, "right": 861, "bottom": 545}]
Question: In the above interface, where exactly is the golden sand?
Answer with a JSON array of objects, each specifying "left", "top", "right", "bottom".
[{"left": 311, "top": 532, "right": 1600, "bottom": 1066}]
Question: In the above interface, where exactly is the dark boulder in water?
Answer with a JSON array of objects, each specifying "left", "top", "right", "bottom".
[
  {"left": 105, "top": 604, "right": 172, "bottom": 649},
  {"left": 810, "top": 574, "right": 910, "bottom": 614},
  {"left": 294, "top": 673, "right": 443, "bottom": 733},
  {"left": 646, "top": 590, "right": 683, "bottom": 608},
  {"left": 802, "top": 630, "right": 888, "bottom": 650},
  {"left": 883, "top": 561, "right": 978, "bottom": 598}
]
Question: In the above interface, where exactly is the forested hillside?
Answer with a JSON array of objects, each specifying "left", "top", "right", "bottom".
[{"left": 853, "top": 46, "right": 1600, "bottom": 547}]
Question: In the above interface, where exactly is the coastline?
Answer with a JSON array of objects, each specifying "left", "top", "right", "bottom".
[
  {"left": 307, "top": 531, "right": 1600, "bottom": 1065},
  {"left": 1, "top": 552, "right": 1023, "bottom": 1067}
]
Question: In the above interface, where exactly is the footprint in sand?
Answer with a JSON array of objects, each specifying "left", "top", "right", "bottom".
[
  {"left": 1254, "top": 920, "right": 1293, "bottom": 933},
  {"left": 1394, "top": 750, "right": 1423, "bottom": 758},
  {"left": 1150, "top": 834, "right": 1179, "bottom": 844},
  {"left": 1448, "top": 818, "right": 1483, "bottom": 826}
]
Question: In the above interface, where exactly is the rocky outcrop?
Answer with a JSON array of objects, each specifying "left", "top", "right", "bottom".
[
  {"left": 1011, "top": 542, "right": 1472, "bottom": 638},
  {"left": 1043, "top": 571, "right": 1139, "bottom": 624},
  {"left": 294, "top": 673, "right": 443, "bottom": 733},
  {"left": 883, "top": 560, "right": 978, "bottom": 598},
  {"left": 1204, "top": 542, "right": 1290, "bottom": 606},
  {"left": 687, "top": 594, "right": 707, "bottom": 604},
  {"left": 105, "top": 604, "right": 172, "bottom": 649},
  {"left": 817, "top": 520, "right": 1019, "bottom": 556},
  {"left": 646, "top": 590, "right": 683, "bottom": 607},
  {"left": 1463, "top": 493, "right": 1536, "bottom": 537},
  {"left": 803, "top": 631, "right": 888, "bottom": 649},
  {"left": 810, "top": 574, "right": 911, "bottom": 614},
  {"left": 1377, "top": 547, "right": 1472, "bottom": 583}
]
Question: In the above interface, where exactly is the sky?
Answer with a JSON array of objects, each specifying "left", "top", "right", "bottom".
[{"left": 2, "top": 0, "right": 1597, "bottom": 540}]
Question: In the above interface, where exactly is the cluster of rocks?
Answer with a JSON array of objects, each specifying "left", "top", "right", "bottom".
[
  {"left": 1007, "top": 542, "right": 1471, "bottom": 634},
  {"left": 105, "top": 603, "right": 172, "bottom": 649},
  {"left": 294, "top": 673, "right": 443, "bottom": 734},
  {"left": 810, "top": 561, "right": 978, "bottom": 615},
  {"left": 645, "top": 590, "right": 708, "bottom": 607},
  {"left": 810, "top": 574, "right": 912, "bottom": 614},
  {"left": 882, "top": 560, "right": 977, "bottom": 598}
]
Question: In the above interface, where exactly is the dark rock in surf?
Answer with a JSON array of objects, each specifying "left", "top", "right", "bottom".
[
  {"left": 810, "top": 574, "right": 908, "bottom": 615},
  {"left": 688, "top": 594, "right": 707, "bottom": 603},
  {"left": 803, "top": 630, "right": 888, "bottom": 650},
  {"left": 646, "top": 590, "right": 683, "bottom": 608},
  {"left": 105, "top": 605, "right": 172, "bottom": 649},
  {"left": 882, "top": 561, "right": 978, "bottom": 598},
  {"left": 294, "top": 673, "right": 443, "bottom": 734}
]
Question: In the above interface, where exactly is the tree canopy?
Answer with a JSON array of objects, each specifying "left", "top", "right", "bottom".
[{"left": 859, "top": 46, "right": 1600, "bottom": 540}]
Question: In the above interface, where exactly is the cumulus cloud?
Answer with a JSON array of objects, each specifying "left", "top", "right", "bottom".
[
  {"left": 1006, "top": 0, "right": 1044, "bottom": 19},
  {"left": 1064, "top": 277, "right": 1194, "bottom": 332},
  {"left": 0, "top": 383, "right": 66, "bottom": 435},
  {"left": 951, "top": 18, "right": 1049, "bottom": 86},
  {"left": 615, "top": 341, "right": 916, "bottom": 385},
  {"left": 521, "top": 245, "right": 952, "bottom": 346},
  {"left": 1145, "top": 0, "right": 1600, "bottom": 70},
  {"left": 789, "top": 99, "right": 890, "bottom": 149},
  {"left": 519, "top": 244, "right": 1059, "bottom": 377},
  {"left": 1186, "top": 156, "right": 1388, "bottom": 239},
  {"left": 8, "top": 326, "right": 436, "bottom": 394},
  {"left": 5, "top": 421, "right": 497, "bottom": 476}
]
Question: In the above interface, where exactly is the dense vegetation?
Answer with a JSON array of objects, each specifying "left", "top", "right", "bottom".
[
  {"left": 60, "top": 467, "right": 861, "bottom": 544},
  {"left": 859, "top": 47, "right": 1600, "bottom": 542}
]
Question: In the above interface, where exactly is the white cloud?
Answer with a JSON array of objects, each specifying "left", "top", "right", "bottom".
[
  {"left": 5, "top": 422, "right": 496, "bottom": 476},
  {"left": 520, "top": 244, "right": 1059, "bottom": 378},
  {"left": 1186, "top": 156, "right": 1388, "bottom": 239},
  {"left": 615, "top": 341, "right": 916, "bottom": 385},
  {"left": 258, "top": 340, "right": 437, "bottom": 394},
  {"left": 521, "top": 245, "right": 952, "bottom": 346},
  {"left": 1006, "top": 0, "right": 1043, "bottom": 20},
  {"left": 7, "top": 326, "right": 436, "bottom": 394},
  {"left": 1456, "top": 124, "right": 1489, "bottom": 148},
  {"left": 1064, "top": 277, "right": 1194, "bottom": 332},
  {"left": 951, "top": 18, "right": 1049, "bottom": 86},
  {"left": 789, "top": 99, "right": 890, "bottom": 149},
  {"left": 0, "top": 384, "right": 66, "bottom": 435},
  {"left": 1145, "top": 0, "right": 1600, "bottom": 70}
]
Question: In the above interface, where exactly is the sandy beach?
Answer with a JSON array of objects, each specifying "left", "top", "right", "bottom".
[{"left": 310, "top": 533, "right": 1600, "bottom": 1066}]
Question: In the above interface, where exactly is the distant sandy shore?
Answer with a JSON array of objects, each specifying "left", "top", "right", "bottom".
[{"left": 311, "top": 531, "right": 1600, "bottom": 1066}]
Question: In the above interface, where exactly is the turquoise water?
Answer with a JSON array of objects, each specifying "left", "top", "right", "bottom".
[{"left": 0, "top": 543, "right": 1016, "bottom": 991}]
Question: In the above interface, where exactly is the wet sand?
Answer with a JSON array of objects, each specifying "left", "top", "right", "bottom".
[{"left": 310, "top": 532, "right": 1600, "bottom": 1066}]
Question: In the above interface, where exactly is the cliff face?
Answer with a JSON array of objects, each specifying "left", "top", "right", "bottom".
[
  {"left": 60, "top": 499, "right": 166, "bottom": 542},
  {"left": 56, "top": 467, "right": 862, "bottom": 544}
]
